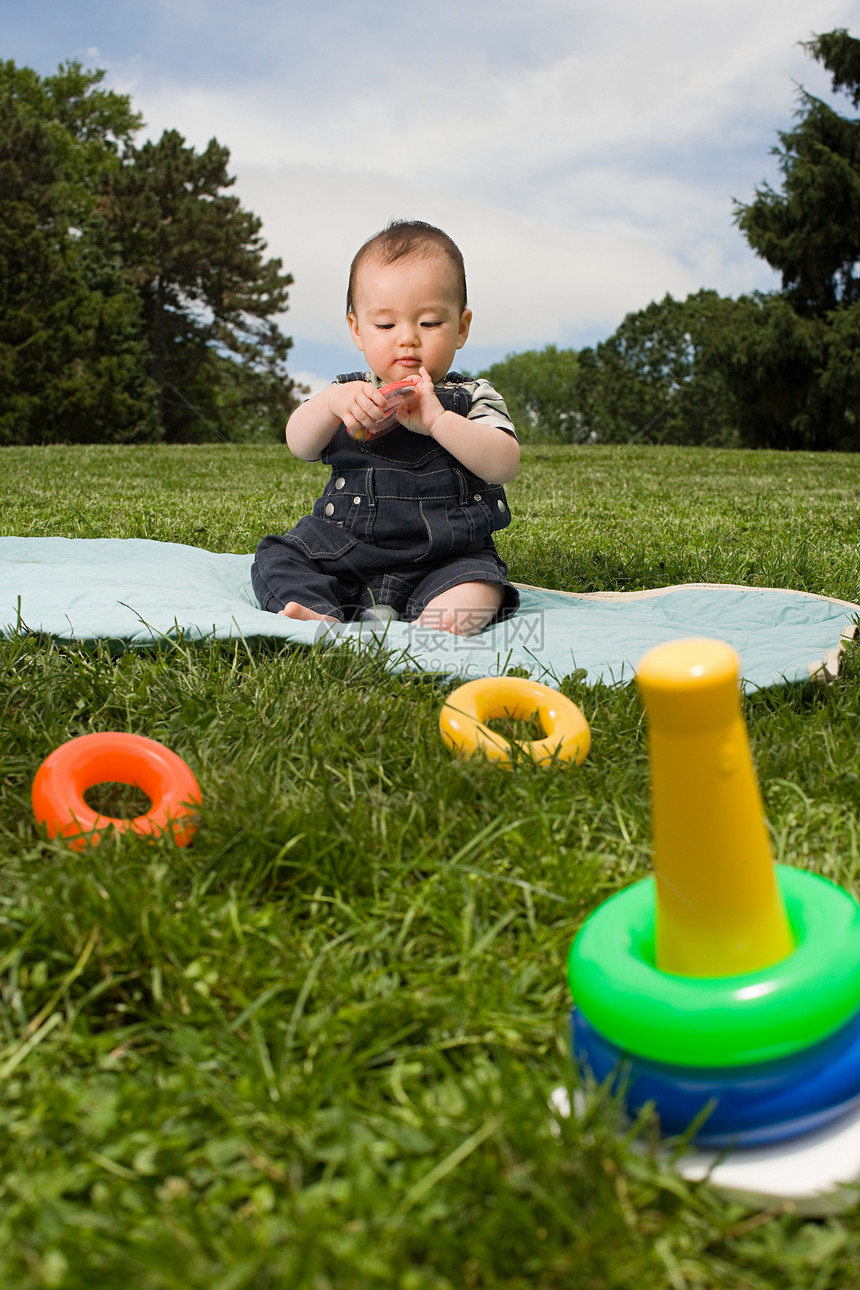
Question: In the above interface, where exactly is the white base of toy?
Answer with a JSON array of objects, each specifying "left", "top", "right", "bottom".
[{"left": 549, "top": 1087, "right": 860, "bottom": 1215}]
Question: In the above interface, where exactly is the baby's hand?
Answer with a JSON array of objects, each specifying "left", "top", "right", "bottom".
[
  {"left": 351, "top": 379, "right": 421, "bottom": 441},
  {"left": 395, "top": 367, "right": 445, "bottom": 436},
  {"left": 327, "top": 381, "right": 388, "bottom": 439}
]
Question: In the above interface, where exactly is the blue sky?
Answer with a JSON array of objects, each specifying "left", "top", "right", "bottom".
[{"left": 5, "top": 0, "right": 856, "bottom": 391}]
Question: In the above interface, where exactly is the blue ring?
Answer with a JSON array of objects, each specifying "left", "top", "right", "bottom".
[{"left": 572, "top": 1006, "right": 860, "bottom": 1147}]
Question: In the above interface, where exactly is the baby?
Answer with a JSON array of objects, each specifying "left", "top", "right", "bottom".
[{"left": 252, "top": 220, "right": 521, "bottom": 636}]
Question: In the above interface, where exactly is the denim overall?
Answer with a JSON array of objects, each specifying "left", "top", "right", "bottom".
[{"left": 252, "top": 372, "right": 519, "bottom": 623}]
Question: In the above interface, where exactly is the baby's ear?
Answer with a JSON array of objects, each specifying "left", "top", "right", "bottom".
[
  {"left": 457, "top": 308, "right": 473, "bottom": 349},
  {"left": 347, "top": 313, "right": 364, "bottom": 353}
]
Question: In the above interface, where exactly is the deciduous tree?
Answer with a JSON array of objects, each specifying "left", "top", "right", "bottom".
[
  {"left": 479, "top": 346, "right": 582, "bottom": 442},
  {"left": 577, "top": 292, "right": 740, "bottom": 446}
]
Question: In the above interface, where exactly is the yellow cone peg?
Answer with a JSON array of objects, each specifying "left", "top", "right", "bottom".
[
  {"left": 635, "top": 638, "right": 794, "bottom": 977},
  {"left": 566, "top": 634, "right": 860, "bottom": 1184}
]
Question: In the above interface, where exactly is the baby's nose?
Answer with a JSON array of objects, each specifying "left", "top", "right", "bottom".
[{"left": 397, "top": 321, "right": 420, "bottom": 345}]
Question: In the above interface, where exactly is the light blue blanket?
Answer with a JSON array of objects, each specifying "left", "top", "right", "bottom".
[{"left": 1, "top": 537, "right": 856, "bottom": 691}]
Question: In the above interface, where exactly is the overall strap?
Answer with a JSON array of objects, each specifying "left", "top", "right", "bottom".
[{"left": 439, "top": 375, "right": 472, "bottom": 418}]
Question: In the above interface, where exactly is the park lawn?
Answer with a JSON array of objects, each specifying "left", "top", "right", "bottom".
[{"left": 1, "top": 441, "right": 859, "bottom": 1289}]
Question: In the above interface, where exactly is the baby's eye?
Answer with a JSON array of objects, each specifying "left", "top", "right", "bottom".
[
  {"left": 421, "top": 321, "right": 442, "bottom": 329},
  {"left": 375, "top": 323, "right": 395, "bottom": 330}
]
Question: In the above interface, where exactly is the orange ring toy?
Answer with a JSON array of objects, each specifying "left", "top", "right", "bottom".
[
  {"left": 439, "top": 676, "right": 590, "bottom": 768},
  {"left": 32, "top": 732, "right": 201, "bottom": 850}
]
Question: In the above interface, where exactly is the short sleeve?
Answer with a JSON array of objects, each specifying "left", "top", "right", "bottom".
[{"left": 462, "top": 378, "right": 517, "bottom": 439}]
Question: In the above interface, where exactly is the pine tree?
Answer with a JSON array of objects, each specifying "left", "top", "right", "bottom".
[
  {"left": 725, "top": 30, "right": 860, "bottom": 449},
  {"left": 0, "top": 60, "right": 295, "bottom": 444},
  {"left": 103, "top": 130, "right": 295, "bottom": 442},
  {"left": 0, "top": 65, "right": 158, "bottom": 444}
]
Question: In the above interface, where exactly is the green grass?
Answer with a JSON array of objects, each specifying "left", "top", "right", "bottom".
[{"left": 1, "top": 442, "right": 860, "bottom": 1288}]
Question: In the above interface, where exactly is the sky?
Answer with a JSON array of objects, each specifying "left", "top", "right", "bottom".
[{"left": 5, "top": 0, "right": 857, "bottom": 392}]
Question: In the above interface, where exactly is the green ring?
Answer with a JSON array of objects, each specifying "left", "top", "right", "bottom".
[{"left": 568, "top": 866, "right": 860, "bottom": 1067}]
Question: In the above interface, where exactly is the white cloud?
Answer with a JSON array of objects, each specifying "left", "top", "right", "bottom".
[
  {"left": 291, "top": 369, "right": 330, "bottom": 398},
  {"left": 96, "top": 0, "right": 857, "bottom": 365}
]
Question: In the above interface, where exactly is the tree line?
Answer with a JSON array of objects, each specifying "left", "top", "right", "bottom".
[
  {"left": 2, "top": 31, "right": 858, "bottom": 450},
  {"left": 1, "top": 60, "right": 295, "bottom": 445},
  {"left": 481, "top": 30, "right": 860, "bottom": 452}
]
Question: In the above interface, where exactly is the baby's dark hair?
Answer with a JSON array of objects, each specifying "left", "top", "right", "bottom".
[{"left": 347, "top": 220, "right": 467, "bottom": 315}]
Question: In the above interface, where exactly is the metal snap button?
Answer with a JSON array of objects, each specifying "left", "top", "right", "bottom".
[
  {"left": 324, "top": 503, "right": 335, "bottom": 516},
  {"left": 353, "top": 496, "right": 361, "bottom": 505},
  {"left": 497, "top": 499, "right": 506, "bottom": 512},
  {"left": 335, "top": 477, "right": 346, "bottom": 489},
  {"left": 473, "top": 493, "right": 482, "bottom": 501}
]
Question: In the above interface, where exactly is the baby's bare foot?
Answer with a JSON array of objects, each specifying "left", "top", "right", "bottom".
[{"left": 279, "top": 601, "right": 339, "bottom": 623}]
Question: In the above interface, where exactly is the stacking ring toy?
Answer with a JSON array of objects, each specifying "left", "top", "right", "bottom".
[
  {"left": 568, "top": 866, "right": 860, "bottom": 1067},
  {"left": 572, "top": 1006, "right": 860, "bottom": 1148},
  {"left": 440, "top": 677, "right": 590, "bottom": 768},
  {"left": 32, "top": 732, "right": 201, "bottom": 850}
]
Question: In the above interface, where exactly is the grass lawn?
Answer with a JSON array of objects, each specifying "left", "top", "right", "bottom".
[{"left": 1, "top": 442, "right": 860, "bottom": 1289}]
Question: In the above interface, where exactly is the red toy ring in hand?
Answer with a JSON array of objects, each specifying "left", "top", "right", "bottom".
[
  {"left": 348, "top": 378, "right": 420, "bottom": 441},
  {"left": 32, "top": 732, "right": 201, "bottom": 850}
]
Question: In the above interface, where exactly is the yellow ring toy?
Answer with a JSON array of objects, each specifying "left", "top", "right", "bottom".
[{"left": 439, "top": 676, "right": 590, "bottom": 768}]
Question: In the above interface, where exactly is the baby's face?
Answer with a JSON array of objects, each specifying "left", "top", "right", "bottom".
[{"left": 348, "top": 252, "right": 471, "bottom": 384}]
